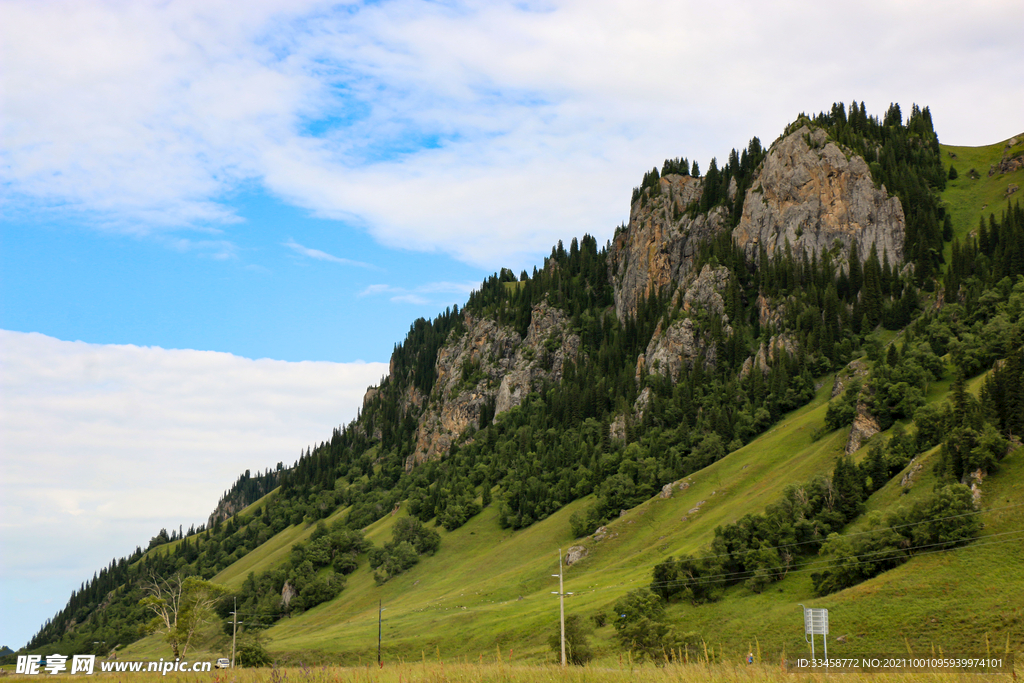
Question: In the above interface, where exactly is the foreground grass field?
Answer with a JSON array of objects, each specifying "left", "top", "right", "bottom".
[{"left": 9, "top": 661, "right": 1020, "bottom": 683}]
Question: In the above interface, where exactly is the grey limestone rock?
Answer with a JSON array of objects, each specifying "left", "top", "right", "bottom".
[
  {"left": 640, "top": 264, "right": 734, "bottom": 384},
  {"left": 733, "top": 126, "right": 905, "bottom": 269},
  {"left": 565, "top": 545, "right": 588, "bottom": 566},
  {"left": 402, "top": 300, "right": 581, "bottom": 467},
  {"left": 608, "top": 174, "right": 729, "bottom": 321}
]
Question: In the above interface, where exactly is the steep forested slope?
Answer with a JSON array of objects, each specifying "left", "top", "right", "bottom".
[{"left": 19, "top": 104, "right": 1024, "bottom": 665}]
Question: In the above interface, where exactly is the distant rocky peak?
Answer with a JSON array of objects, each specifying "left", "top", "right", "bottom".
[
  {"left": 609, "top": 173, "right": 728, "bottom": 322},
  {"left": 732, "top": 125, "right": 905, "bottom": 269}
]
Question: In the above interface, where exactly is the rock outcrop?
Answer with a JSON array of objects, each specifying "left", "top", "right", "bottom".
[
  {"left": 989, "top": 137, "right": 1023, "bottom": 176},
  {"left": 404, "top": 300, "right": 581, "bottom": 467},
  {"left": 739, "top": 333, "right": 799, "bottom": 378},
  {"left": 643, "top": 318, "right": 719, "bottom": 380},
  {"left": 900, "top": 456, "right": 923, "bottom": 489},
  {"left": 659, "top": 479, "right": 690, "bottom": 498},
  {"left": 733, "top": 126, "right": 905, "bottom": 268},
  {"left": 641, "top": 265, "right": 733, "bottom": 381},
  {"left": 830, "top": 359, "right": 868, "bottom": 399},
  {"left": 281, "top": 581, "right": 298, "bottom": 609},
  {"left": 207, "top": 498, "right": 245, "bottom": 528},
  {"left": 755, "top": 292, "right": 788, "bottom": 330},
  {"left": 610, "top": 125, "right": 905, "bottom": 324},
  {"left": 494, "top": 302, "right": 581, "bottom": 416},
  {"left": 608, "top": 174, "right": 729, "bottom": 321},
  {"left": 845, "top": 399, "right": 880, "bottom": 454},
  {"left": 679, "top": 264, "right": 730, "bottom": 316},
  {"left": 565, "top": 545, "right": 588, "bottom": 566},
  {"left": 370, "top": 123, "right": 912, "bottom": 475}
]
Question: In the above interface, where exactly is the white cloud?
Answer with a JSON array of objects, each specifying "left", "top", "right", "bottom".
[
  {"left": 0, "top": 329, "right": 387, "bottom": 647},
  {"left": 359, "top": 284, "right": 394, "bottom": 296},
  {"left": 390, "top": 294, "right": 431, "bottom": 305},
  {"left": 359, "top": 280, "right": 478, "bottom": 305},
  {"left": 283, "top": 238, "right": 377, "bottom": 268},
  {"left": 2, "top": 0, "right": 1022, "bottom": 268},
  {"left": 419, "top": 281, "right": 482, "bottom": 294}
]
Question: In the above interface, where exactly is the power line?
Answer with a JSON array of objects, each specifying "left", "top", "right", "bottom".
[
  {"left": 226, "top": 527, "right": 1024, "bottom": 638},
  {"left": 556, "top": 501, "right": 1024, "bottom": 579},
  {"left": 569, "top": 530, "right": 1024, "bottom": 596},
  {"left": 161, "top": 500, "right": 1024, "bottom": 642}
]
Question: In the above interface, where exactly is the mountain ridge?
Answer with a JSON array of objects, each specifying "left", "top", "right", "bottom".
[{"left": 16, "top": 103, "right": 1024, "bottom": 665}]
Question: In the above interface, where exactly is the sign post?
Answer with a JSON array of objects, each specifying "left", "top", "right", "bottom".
[{"left": 799, "top": 605, "right": 828, "bottom": 660}]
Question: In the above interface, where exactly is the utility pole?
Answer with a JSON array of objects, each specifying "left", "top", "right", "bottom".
[
  {"left": 231, "top": 598, "right": 238, "bottom": 669},
  {"left": 377, "top": 601, "right": 385, "bottom": 668},
  {"left": 551, "top": 549, "right": 571, "bottom": 667}
]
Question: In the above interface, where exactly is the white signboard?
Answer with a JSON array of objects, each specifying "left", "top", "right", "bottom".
[{"left": 804, "top": 607, "right": 828, "bottom": 636}]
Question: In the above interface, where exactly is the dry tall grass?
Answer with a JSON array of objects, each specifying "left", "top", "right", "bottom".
[{"left": 52, "top": 660, "right": 1015, "bottom": 683}]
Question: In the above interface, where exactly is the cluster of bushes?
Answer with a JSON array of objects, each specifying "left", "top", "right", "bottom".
[
  {"left": 652, "top": 332, "right": 1023, "bottom": 605},
  {"left": 407, "top": 474, "right": 486, "bottom": 532},
  {"left": 652, "top": 455, "right": 867, "bottom": 603},
  {"left": 610, "top": 589, "right": 706, "bottom": 662},
  {"left": 368, "top": 518, "right": 440, "bottom": 585},
  {"left": 864, "top": 338, "right": 945, "bottom": 430},
  {"left": 235, "top": 520, "right": 369, "bottom": 621},
  {"left": 811, "top": 483, "right": 979, "bottom": 594},
  {"left": 651, "top": 457, "right": 982, "bottom": 604}
]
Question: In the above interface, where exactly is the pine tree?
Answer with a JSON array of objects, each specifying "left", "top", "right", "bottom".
[
  {"left": 861, "top": 243, "right": 883, "bottom": 327},
  {"left": 831, "top": 455, "right": 864, "bottom": 520},
  {"left": 848, "top": 242, "right": 862, "bottom": 300}
]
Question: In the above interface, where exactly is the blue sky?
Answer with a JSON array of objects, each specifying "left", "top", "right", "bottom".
[
  {"left": 2, "top": 190, "right": 485, "bottom": 363},
  {"left": 2, "top": 0, "right": 1022, "bottom": 652}
]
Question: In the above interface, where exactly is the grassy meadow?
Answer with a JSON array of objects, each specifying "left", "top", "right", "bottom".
[
  {"left": 106, "top": 132, "right": 1024, "bottom": 669},
  {"left": 6, "top": 660, "right": 1020, "bottom": 683},
  {"left": 939, "top": 134, "right": 1024, "bottom": 261},
  {"left": 114, "top": 370, "right": 1024, "bottom": 667}
]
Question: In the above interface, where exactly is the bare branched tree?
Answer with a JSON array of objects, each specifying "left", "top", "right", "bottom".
[{"left": 139, "top": 573, "right": 227, "bottom": 658}]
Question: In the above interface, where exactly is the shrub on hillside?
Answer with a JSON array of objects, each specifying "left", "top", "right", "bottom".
[
  {"left": 612, "top": 588, "right": 683, "bottom": 661},
  {"left": 368, "top": 518, "right": 440, "bottom": 584},
  {"left": 812, "top": 484, "right": 980, "bottom": 595},
  {"left": 548, "top": 614, "right": 593, "bottom": 665}
]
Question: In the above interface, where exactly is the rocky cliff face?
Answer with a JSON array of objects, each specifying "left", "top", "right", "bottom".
[
  {"left": 387, "top": 122, "right": 909, "bottom": 472},
  {"left": 739, "top": 333, "right": 800, "bottom": 379},
  {"left": 494, "top": 302, "right": 581, "bottom": 415},
  {"left": 403, "top": 301, "right": 580, "bottom": 468},
  {"left": 208, "top": 498, "right": 244, "bottom": 528},
  {"left": 732, "top": 126, "right": 905, "bottom": 267},
  {"left": 609, "top": 126, "right": 904, "bottom": 324},
  {"left": 846, "top": 398, "right": 881, "bottom": 454},
  {"left": 608, "top": 174, "right": 729, "bottom": 321},
  {"left": 640, "top": 265, "right": 733, "bottom": 380}
]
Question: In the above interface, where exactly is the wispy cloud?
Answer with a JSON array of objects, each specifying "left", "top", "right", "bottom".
[
  {"left": 283, "top": 239, "right": 376, "bottom": 269},
  {"left": 2, "top": 0, "right": 1021, "bottom": 269},
  {"left": 359, "top": 280, "right": 478, "bottom": 304},
  {"left": 165, "top": 237, "right": 240, "bottom": 260},
  {"left": 390, "top": 293, "right": 431, "bottom": 305},
  {"left": 360, "top": 284, "right": 394, "bottom": 296}
]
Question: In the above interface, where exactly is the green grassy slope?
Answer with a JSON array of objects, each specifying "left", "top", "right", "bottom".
[
  {"left": 120, "top": 135, "right": 1024, "bottom": 666},
  {"left": 122, "top": 363, "right": 1023, "bottom": 665},
  {"left": 940, "top": 135, "right": 1024, "bottom": 254},
  {"left": 263, "top": 380, "right": 848, "bottom": 664}
]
